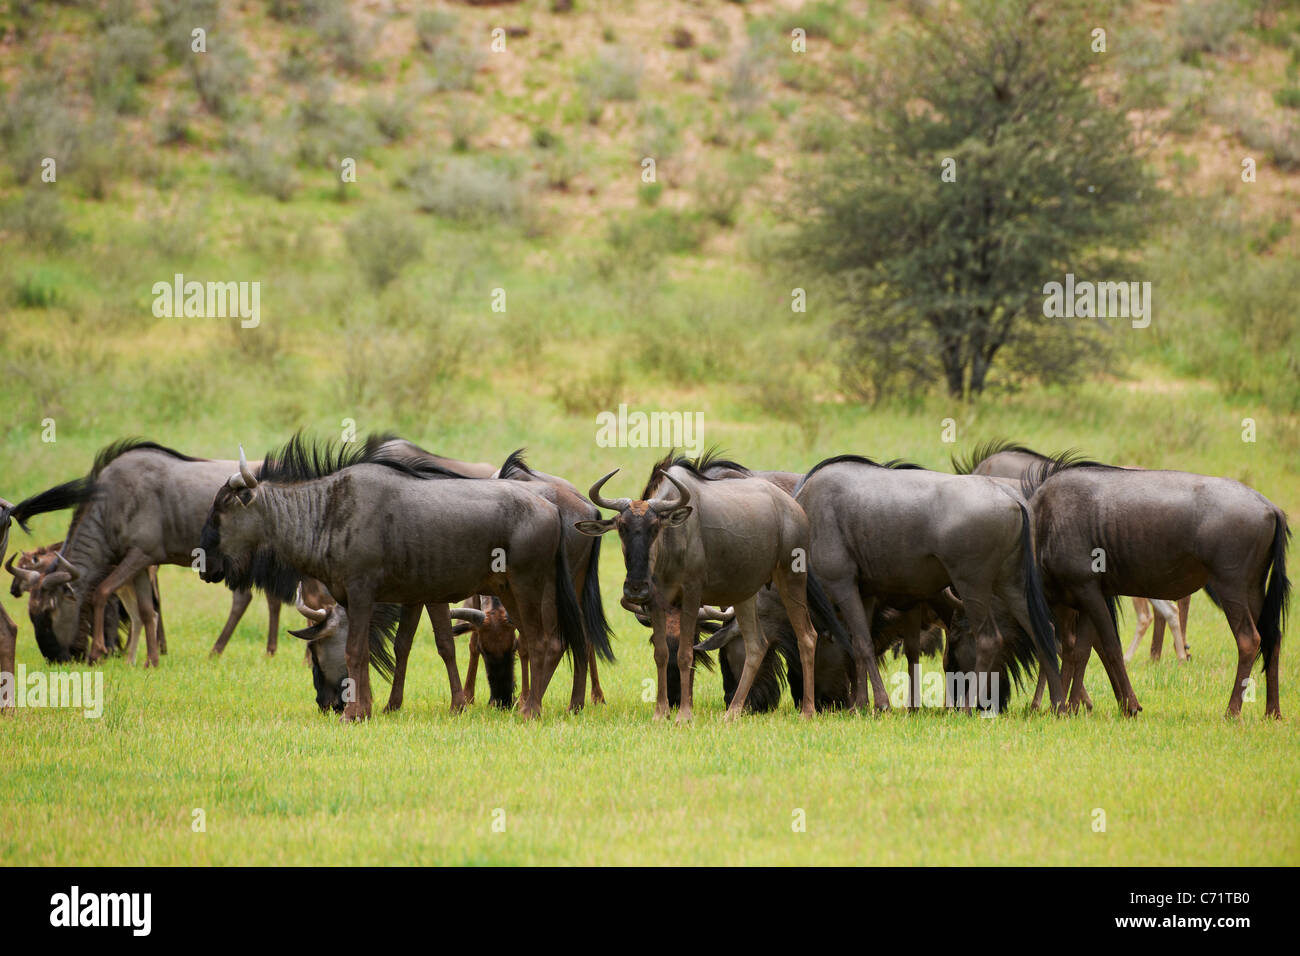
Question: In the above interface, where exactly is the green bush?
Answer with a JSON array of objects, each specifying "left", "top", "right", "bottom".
[
  {"left": 430, "top": 41, "right": 482, "bottom": 92},
  {"left": 415, "top": 9, "right": 458, "bottom": 52},
  {"left": 232, "top": 128, "right": 300, "bottom": 201},
  {"left": 402, "top": 157, "right": 528, "bottom": 225},
  {"left": 1175, "top": 0, "right": 1250, "bottom": 60},
  {"left": 1, "top": 189, "right": 73, "bottom": 250},
  {"left": 344, "top": 211, "right": 424, "bottom": 289},
  {"left": 366, "top": 91, "right": 414, "bottom": 142},
  {"left": 577, "top": 47, "right": 642, "bottom": 103},
  {"left": 15, "top": 267, "right": 62, "bottom": 309}
]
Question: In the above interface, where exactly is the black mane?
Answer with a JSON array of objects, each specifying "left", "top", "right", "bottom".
[
  {"left": 258, "top": 431, "right": 469, "bottom": 484},
  {"left": 497, "top": 448, "right": 534, "bottom": 480},
  {"left": 950, "top": 439, "right": 1050, "bottom": 475},
  {"left": 1019, "top": 449, "right": 1118, "bottom": 499},
  {"left": 92, "top": 439, "right": 203, "bottom": 477},
  {"left": 794, "top": 454, "right": 926, "bottom": 495},
  {"left": 640, "top": 447, "right": 751, "bottom": 499}
]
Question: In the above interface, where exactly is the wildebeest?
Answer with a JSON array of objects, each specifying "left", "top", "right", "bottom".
[
  {"left": 8, "top": 542, "right": 166, "bottom": 664},
  {"left": 696, "top": 587, "right": 949, "bottom": 712},
  {"left": 1024, "top": 453, "right": 1289, "bottom": 718},
  {"left": 1, "top": 482, "right": 103, "bottom": 704},
  {"left": 795, "top": 455, "right": 1063, "bottom": 712},
  {"left": 201, "top": 434, "right": 596, "bottom": 720},
  {"left": 955, "top": 439, "right": 1198, "bottom": 657},
  {"left": 577, "top": 451, "right": 841, "bottom": 720},
  {"left": 286, "top": 448, "right": 615, "bottom": 714},
  {"left": 20, "top": 440, "right": 288, "bottom": 665}
]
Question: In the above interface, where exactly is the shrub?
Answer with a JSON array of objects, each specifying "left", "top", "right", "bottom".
[
  {"left": 232, "top": 128, "right": 300, "bottom": 201},
  {"left": 15, "top": 267, "right": 62, "bottom": 309},
  {"left": 1175, "top": 0, "right": 1250, "bottom": 60},
  {"left": 401, "top": 157, "right": 527, "bottom": 224},
  {"left": 415, "top": 9, "right": 457, "bottom": 52},
  {"left": 313, "top": 0, "right": 373, "bottom": 74},
  {"left": 577, "top": 46, "right": 642, "bottom": 103},
  {"left": 189, "top": 39, "right": 249, "bottom": 118},
  {"left": 1274, "top": 87, "right": 1300, "bottom": 109},
  {"left": 1, "top": 189, "right": 73, "bottom": 250},
  {"left": 366, "top": 91, "right": 414, "bottom": 142},
  {"left": 430, "top": 41, "right": 482, "bottom": 92},
  {"left": 344, "top": 211, "right": 424, "bottom": 289},
  {"left": 552, "top": 363, "right": 626, "bottom": 416}
]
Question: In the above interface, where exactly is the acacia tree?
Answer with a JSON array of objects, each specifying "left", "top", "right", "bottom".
[{"left": 793, "top": 0, "right": 1158, "bottom": 399}]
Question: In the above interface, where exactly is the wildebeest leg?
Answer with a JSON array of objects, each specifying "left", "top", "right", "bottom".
[
  {"left": 265, "top": 594, "right": 281, "bottom": 657},
  {"left": 384, "top": 604, "right": 422, "bottom": 714},
  {"left": 1177, "top": 594, "right": 1191, "bottom": 651},
  {"left": 0, "top": 605, "right": 16, "bottom": 713},
  {"left": 1128, "top": 597, "right": 1152, "bottom": 661},
  {"left": 427, "top": 602, "right": 466, "bottom": 714},
  {"left": 649, "top": 601, "right": 671, "bottom": 721},
  {"left": 823, "top": 578, "right": 888, "bottom": 711},
  {"left": 587, "top": 646, "right": 605, "bottom": 704},
  {"left": 120, "top": 583, "right": 142, "bottom": 665},
  {"left": 150, "top": 568, "right": 167, "bottom": 656},
  {"left": 774, "top": 565, "right": 819, "bottom": 719},
  {"left": 676, "top": 591, "right": 704, "bottom": 722},
  {"left": 210, "top": 588, "right": 253, "bottom": 656},
  {"left": 1000, "top": 587, "right": 1065, "bottom": 712},
  {"left": 516, "top": 636, "right": 530, "bottom": 712},
  {"left": 341, "top": 594, "right": 375, "bottom": 722},
  {"left": 89, "top": 548, "right": 152, "bottom": 661},
  {"left": 568, "top": 633, "right": 589, "bottom": 714},
  {"left": 1217, "top": 589, "right": 1264, "bottom": 718},
  {"left": 904, "top": 626, "right": 922, "bottom": 711},
  {"left": 722, "top": 596, "right": 769, "bottom": 721},
  {"left": 465, "top": 632, "right": 481, "bottom": 706},
  {"left": 132, "top": 571, "right": 162, "bottom": 667},
  {"left": 1076, "top": 588, "right": 1140, "bottom": 716}
]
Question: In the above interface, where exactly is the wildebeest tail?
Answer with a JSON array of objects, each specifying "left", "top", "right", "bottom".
[
  {"left": 1259, "top": 510, "right": 1291, "bottom": 671},
  {"left": 806, "top": 571, "right": 850, "bottom": 650},
  {"left": 554, "top": 542, "right": 586, "bottom": 662},
  {"left": 720, "top": 640, "right": 786, "bottom": 714},
  {"left": 1017, "top": 501, "right": 1059, "bottom": 670},
  {"left": 581, "top": 533, "right": 615, "bottom": 662},
  {"left": 4, "top": 477, "right": 97, "bottom": 533}
]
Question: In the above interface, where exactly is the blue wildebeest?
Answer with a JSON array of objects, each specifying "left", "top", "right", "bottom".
[
  {"left": 200, "top": 435, "right": 593, "bottom": 720},
  {"left": 954, "top": 439, "right": 1196, "bottom": 666},
  {"left": 577, "top": 451, "right": 842, "bottom": 721},
  {"left": 795, "top": 455, "right": 1063, "bottom": 713},
  {"left": 8, "top": 542, "right": 166, "bottom": 664},
  {"left": 293, "top": 448, "right": 615, "bottom": 714},
  {"left": 2, "top": 483, "right": 103, "bottom": 708},
  {"left": 1023, "top": 453, "right": 1289, "bottom": 718},
  {"left": 18, "top": 441, "right": 286, "bottom": 665}
]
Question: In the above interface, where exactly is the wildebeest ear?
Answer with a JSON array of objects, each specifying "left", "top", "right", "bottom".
[
  {"left": 663, "top": 506, "right": 693, "bottom": 527},
  {"left": 288, "top": 624, "right": 324, "bottom": 642},
  {"left": 573, "top": 518, "right": 615, "bottom": 536},
  {"left": 235, "top": 486, "right": 257, "bottom": 507}
]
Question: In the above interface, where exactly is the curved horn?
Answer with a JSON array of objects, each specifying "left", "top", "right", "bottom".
[
  {"left": 648, "top": 471, "right": 691, "bottom": 514},
  {"left": 5, "top": 553, "right": 40, "bottom": 587},
  {"left": 449, "top": 607, "right": 487, "bottom": 626},
  {"left": 238, "top": 445, "right": 258, "bottom": 490},
  {"left": 698, "top": 605, "right": 735, "bottom": 624},
  {"left": 587, "top": 470, "right": 630, "bottom": 513},
  {"left": 54, "top": 552, "right": 80, "bottom": 581},
  {"left": 294, "top": 584, "right": 328, "bottom": 623}
]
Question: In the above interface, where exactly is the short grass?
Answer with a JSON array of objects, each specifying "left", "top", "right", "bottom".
[{"left": 3, "top": 581, "right": 1296, "bottom": 866}]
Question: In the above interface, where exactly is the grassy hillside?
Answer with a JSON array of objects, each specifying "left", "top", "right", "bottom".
[{"left": 1, "top": 0, "right": 1298, "bottom": 865}]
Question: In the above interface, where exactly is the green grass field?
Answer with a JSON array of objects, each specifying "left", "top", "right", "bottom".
[{"left": 2, "top": 385, "right": 1297, "bottom": 866}]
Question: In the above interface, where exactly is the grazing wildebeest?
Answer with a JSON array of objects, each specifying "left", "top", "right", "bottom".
[
  {"left": 577, "top": 451, "right": 841, "bottom": 720},
  {"left": 8, "top": 543, "right": 166, "bottom": 664},
  {"left": 796, "top": 455, "right": 1063, "bottom": 713},
  {"left": 1024, "top": 453, "right": 1289, "bottom": 718},
  {"left": 293, "top": 448, "right": 615, "bottom": 714},
  {"left": 21, "top": 441, "right": 286, "bottom": 664},
  {"left": 0, "top": 482, "right": 102, "bottom": 704},
  {"left": 201, "top": 435, "right": 594, "bottom": 720},
  {"left": 695, "top": 588, "right": 950, "bottom": 712},
  {"left": 286, "top": 585, "right": 405, "bottom": 713}
]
